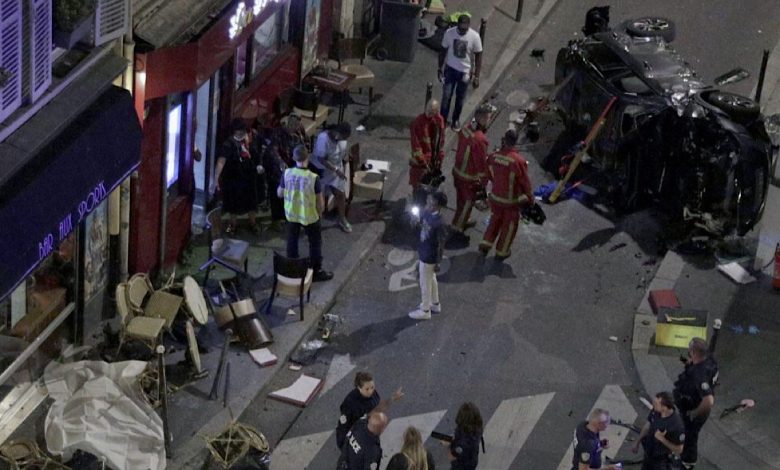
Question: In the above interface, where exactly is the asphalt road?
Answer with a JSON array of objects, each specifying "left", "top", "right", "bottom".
[{"left": 236, "top": 2, "right": 780, "bottom": 469}]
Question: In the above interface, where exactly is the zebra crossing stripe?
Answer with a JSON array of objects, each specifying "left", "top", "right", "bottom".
[
  {"left": 555, "top": 385, "right": 638, "bottom": 470},
  {"left": 380, "top": 409, "right": 448, "bottom": 469},
  {"left": 320, "top": 354, "right": 357, "bottom": 396},
  {"left": 479, "top": 392, "right": 556, "bottom": 470},
  {"left": 269, "top": 430, "right": 334, "bottom": 470}
]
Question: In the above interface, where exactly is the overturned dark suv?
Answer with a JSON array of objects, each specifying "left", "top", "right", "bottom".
[{"left": 553, "top": 9, "right": 775, "bottom": 236}]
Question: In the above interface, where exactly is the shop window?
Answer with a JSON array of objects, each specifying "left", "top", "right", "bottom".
[
  {"left": 166, "top": 103, "right": 183, "bottom": 189},
  {"left": 250, "top": 9, "right": 284, "bottom": 79},
  {"left": 1, "top": 232, "right": 76, "bottom": 379}
]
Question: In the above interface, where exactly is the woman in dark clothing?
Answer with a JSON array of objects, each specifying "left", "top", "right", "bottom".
[
  {"left": 215, "top": 118, "right": 261, "bottom": 234},
  {"left": 336, "top": 371, "right": 404, "bottom": 450},
  {"left": 387, "top": 426, "right": 436, "bottom": 470},
  {"left": 448, "top": 402, "right": 483, "bottom": 470}
]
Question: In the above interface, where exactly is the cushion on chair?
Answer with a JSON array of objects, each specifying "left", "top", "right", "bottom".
[
  {"left": 352, "top": 171, "right": 385, "bottom": 200},
  {"left": 213, "top": 238, "right": 250, "bottom": 271},
  {"left": 341, "top": 63, "right": 375, "bottom": 82},
  {"left": 126, "top": 317, "right": 165, "bottom": 340},
  {"left": 294, "top": 104, "right": 330, "bottom": 121},
  {"left": 277, "top": 269, "right": 314, "bottom": 298},
  {"left": 144, "top": 290, "right": 183, "bottom": 330}
]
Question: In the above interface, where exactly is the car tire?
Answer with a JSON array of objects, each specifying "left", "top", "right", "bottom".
[
  {"left": 704, "top": 91, "right": 760, "bottom": 123},
  {"left": 626, "top": 17, "right": 676, "bottom": 42}
]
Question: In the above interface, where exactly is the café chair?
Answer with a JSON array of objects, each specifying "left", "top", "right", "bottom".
[
  {"left": 116, "top": 283, "right": 165, "bottom": 357},
  {"left": 293, "top": 88, "right": 330, "bottom": 135},
  {"left": 200, "top": 206, "right": 250, "bottom": 285},
  {"left": 348, "top": 143, "right": 388, "bottom": 215},
  {"left": 265, "top": 252, "right": 313, "bottom": 321},
  {"left": 333, "top": 37, "right": 375, "bottom": 106},
  {"left": 126, "top": 273, "right": 182, "bottom": 331}
]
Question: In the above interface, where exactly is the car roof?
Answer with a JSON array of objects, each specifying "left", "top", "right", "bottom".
[{"left": 593, "top": 30, "right": 706, "bottom": 96}]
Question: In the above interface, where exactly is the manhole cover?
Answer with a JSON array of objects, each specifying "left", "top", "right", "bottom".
[{"left": 506, "top": 89, "right": 530, "bottom": 108}]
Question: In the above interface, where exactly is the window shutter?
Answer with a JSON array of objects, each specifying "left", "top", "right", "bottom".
[
  {"left": 94, "top": 0, "right": 128, "bottom": 46},
  {"left": 0, "top": 0, "right": 23, "bottom": 122},
  {"left": 29, "top": 0, "right": 50, "bottom": 103}
]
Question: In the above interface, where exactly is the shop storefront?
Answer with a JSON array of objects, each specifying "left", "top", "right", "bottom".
[
  {"left": 131, "top": 0, "right": 301, "bottom": 275},
  {"left": 0, "top": 86, "right": 142, "bottom": 392}
]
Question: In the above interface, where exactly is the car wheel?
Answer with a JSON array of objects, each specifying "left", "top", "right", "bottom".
[
  {"left": 626, "top": 17, "right": 676, "bottom": 42},
  {"left": 704, "top": 91, "right": 760, "bottom": 123}
]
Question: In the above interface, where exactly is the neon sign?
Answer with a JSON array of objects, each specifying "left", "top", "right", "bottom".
[{"left": 229, "top": 0, "right": 280, "bottom": 39}]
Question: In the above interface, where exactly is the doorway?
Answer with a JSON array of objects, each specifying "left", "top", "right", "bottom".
[{"left": 191, "top": 72, "right": 221, "bottom": 231}]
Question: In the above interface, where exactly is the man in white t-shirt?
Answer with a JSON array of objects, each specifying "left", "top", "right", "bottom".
[{"left": 438, "top": 14, "right": 483, "bottom": 131}]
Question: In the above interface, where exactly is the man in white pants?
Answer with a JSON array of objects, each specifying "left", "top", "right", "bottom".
[{"left": 409, "top": 191, "right": 448, "bottom": 320}]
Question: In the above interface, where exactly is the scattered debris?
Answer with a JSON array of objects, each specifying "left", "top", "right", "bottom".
[
  {"left": 288, "top": 363, "right": 302, "bottom": 371},
  {"left": 642, "top": 259, "right": 657, "bottom": 266},
  {"left": 748, "top": 325, "right": 760, "bottom": 335},
  {"left": 717, "top": 262, "right": 757, "bottom": 284},
  {"left": 720, "top": 399, "right": 756, "bottom": 419},
  {"left": 608, "top": 336, "right": 618, "bottom": 342},
  {"left": 356, "top": 125, "right": 366, "bottom": 132},
  {"left": 729, "top": 325, "right": 744, "bottom": 334},
  {"left": 205, "top": 421, "right": 270, "bottom": 469},
  {"left": 250, "top": 348, "right": 278, "bottom": 367},
  {"left": 609, "top": 243, "right": 627, "bottom": 252},
  {"left": 530, "top": 48, "right": 545, "bottom": 66},
  {"left": 287, "top": 309, "right": 297, "bottom": 316},
  {"left": 268, "top": 374, "right": 323, "bottom": 407}
]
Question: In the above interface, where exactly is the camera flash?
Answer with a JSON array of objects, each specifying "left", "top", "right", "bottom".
[{"left": 411, "top": 206, "right": 420, "bottom": 216}]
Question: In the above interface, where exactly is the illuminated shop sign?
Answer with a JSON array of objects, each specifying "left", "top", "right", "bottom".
[{"left": 229, "top": 0, "right": 280, "bottom": 39}]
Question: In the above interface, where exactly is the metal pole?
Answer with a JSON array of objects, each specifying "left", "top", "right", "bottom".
[
  {"left": 425, "top": 82, "right": 433, "bottom": 108},
  {"left": 223, "top": 362, "right": 231, "bottom": 408},
  {"left": 479, "top": 19, "right": 487, "bottom": 44},
  {"left": 157, "top": 345, "right": 172, "bottom": 457},
  {"left": 515, "top": 0, "right": 524, "bottom": 22},
  {"left": 209, "top": 328, "right": 232, "bottom": 400},
  {"left": 755, "top": 49, "right": 770, "bottom": 103}
]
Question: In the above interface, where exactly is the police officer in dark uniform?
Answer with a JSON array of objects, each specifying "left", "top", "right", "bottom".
[
  {"left": 632, "top": 391, "right": 685, "bottom": 470},
  {"left": 570, "top": 408, "right": 619, "bottom": 470},
  {"left": 339, "top": 412, "right": 388, "bottom": 470},
  {"left": 673, "top": 338, "right": 718, "bottom": 469},
  {"left": 336, "top": 372, "right": 403, "bottom": 451}
]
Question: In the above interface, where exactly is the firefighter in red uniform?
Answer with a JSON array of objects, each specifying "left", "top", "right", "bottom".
[
  {"left": 451, "top": 104, "right": 493, "bottom": 238},
  {"left": 479, "top": 129, "right": 534, "bottom": 260},
  {"left": 409, "top": 99, "right": 446, "bottom": 190}
]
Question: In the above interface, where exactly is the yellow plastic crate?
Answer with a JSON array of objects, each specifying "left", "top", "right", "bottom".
[{"left": 655, "top": 308, "right": 708, "bottom": 349}]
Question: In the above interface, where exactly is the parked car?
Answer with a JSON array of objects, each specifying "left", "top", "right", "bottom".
[{"left": 553, "top": 8, "right": 775, "bottom": 236}]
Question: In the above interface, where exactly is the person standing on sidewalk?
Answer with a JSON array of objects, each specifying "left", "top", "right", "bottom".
[
  {"left": 479, "top": 129, "right": 534, "bottom": 261},
  {"left": 312, "top": 122, "right": 353, "bottom": 233},
  {"left": 438, "top": 14, "right": 483, "bottom": 131},
  {"left": 410, "top": 100, "right": 446, "bottom": 192},
  {"left": 632, "top": 391, "right": 685, "bottom": 470},
  {"left": 277, "top": 144, "right": 333, "bottom": 282},
  {"left": 450, "top": 103, "right": 492, "bottom": 240},
  {"left": 263, "top": 113, "right": 308, "bottom": 232},
  {"left": 336, "top": 371, "right": 404, "bottom": 451},
  {"left": 673, "top": 338, "right": 719, "bottom": 469},
  {"left": 569, "top": 408, "right": 619, "bottom": 470},
  {"left": 409, "top": 191, "right": 447, "bottom": 320},
  {"left": 339, "top": 412, "right": 389, "bottom": 470}
]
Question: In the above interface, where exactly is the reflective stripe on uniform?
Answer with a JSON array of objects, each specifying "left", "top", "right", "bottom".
[{"left": 489, "top": 193, "right": 529, "bottom": 206}]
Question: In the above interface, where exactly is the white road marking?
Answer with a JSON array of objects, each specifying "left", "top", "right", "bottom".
[
  {"left": 320, "top": 354, "right": 356, "bottom": 396},
  {"left": 556, "top": 385, "right": 638, "bottom": 470},
  {"left": 379, "top": 409, "right": 448, "bottom": 469},
  {"left": 480, "top": 392, "right": 556, "bottom": 470},
  {"left": 270, "top": 430, "right": 334, "bottom": 470}
]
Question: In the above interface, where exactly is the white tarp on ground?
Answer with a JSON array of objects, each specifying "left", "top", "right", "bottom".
[{"left": 43, "top": 360, "right": 165, "bottom": 470}]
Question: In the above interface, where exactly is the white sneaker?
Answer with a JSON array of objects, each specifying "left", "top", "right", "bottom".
[
  {"left": 420, "top": 303, "right": 442, "bottom": 314},
  {"left": 408, "top": 309, "right": 431, "bottom": 320}
]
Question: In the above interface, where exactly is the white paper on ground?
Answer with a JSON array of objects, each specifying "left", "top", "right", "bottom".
[
  {"left": 250, "top": 348, "right": 278, "bottom": 366},
  {"left": 43, "top": 360, "right": 165, "bottom": 470},
  {"left": 717, "top": 262, "right": 757, "bottom": 284},
  {"left": 269, "top": 374, "right": 322, "bottom": 406}
]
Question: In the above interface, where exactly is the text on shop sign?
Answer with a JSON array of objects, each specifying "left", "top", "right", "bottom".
[{"left": 38, "top": 181, "right": 108, "bottom": 260}]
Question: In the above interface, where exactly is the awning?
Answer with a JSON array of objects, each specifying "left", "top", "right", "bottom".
[{"left": 0, "top": 86, "right": 142, "bottom": 301}]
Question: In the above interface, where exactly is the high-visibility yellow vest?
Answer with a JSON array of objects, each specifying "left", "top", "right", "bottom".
[{"left": 283, "top": 167, "right": 319, "bottom": 225}]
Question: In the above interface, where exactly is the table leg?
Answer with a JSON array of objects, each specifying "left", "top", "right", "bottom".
[{"left": 339, "top": 91, "right": 346, "bottom": 123}]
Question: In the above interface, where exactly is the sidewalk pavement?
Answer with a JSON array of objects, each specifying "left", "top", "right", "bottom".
[
  {"left": 166, "top": 0, "right": 561, "bottom": 467},
  {"left": 631, "top": 248, "right": 780, "bottom": 470}
]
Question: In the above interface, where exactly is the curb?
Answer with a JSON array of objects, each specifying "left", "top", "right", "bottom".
[{"left": 630, "top": 252, "right": 778, "bottom": 470}]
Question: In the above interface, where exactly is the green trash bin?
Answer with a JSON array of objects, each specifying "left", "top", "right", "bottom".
[{"left": 379, "top": 1, "right": 423, "bottom": 62}]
